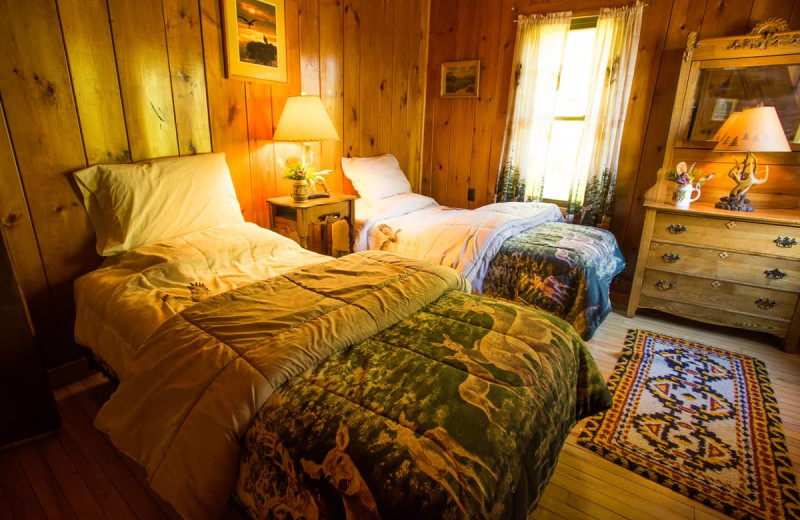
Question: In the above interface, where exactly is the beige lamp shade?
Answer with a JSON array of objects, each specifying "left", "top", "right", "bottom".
[
  {"left": 711, "top": 111, "right": 740, "bottom": 142},
  {"left": 713, "top": 106, "right": 791, "bottom": 152},
  {"left": 273, "top": 95, "right": 340, "bottom": 142}
]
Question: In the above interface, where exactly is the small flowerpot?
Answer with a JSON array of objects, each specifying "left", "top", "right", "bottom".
[
  {"left": 292, "top": 180, "right": 309, "bottom": 202},
  {"left": 672, "top": 183, "right": 701, "bottom": 209}
]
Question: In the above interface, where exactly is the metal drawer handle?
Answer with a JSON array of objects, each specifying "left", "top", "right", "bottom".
[
  {"left": 726, "top": 221, "right": 736, "bottom": 229},
  {"left": 711, "top": 281, "right": 721, "bottom": 288},
  {"left": 668, "top": 224, "right": 687, "bottom": 234},
  {"left": 774, "top": 236, "right": 797, "bottom": 248},
  {"left": 755, "top": 297, "right": 778, "bottom": 310},
  {"left": 765, "top": 268, "right": 788, "bottom": 280},
  {"left": 719, "top": 251, "right": 729, "bottom": 259},
  {"left": 662, "top": 252, "right": 681, "bottom": 263},
  {"left": 656, "top": 280, "right": 676, "bottom": 291}
]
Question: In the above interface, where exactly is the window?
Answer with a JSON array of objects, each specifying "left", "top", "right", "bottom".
[{"left": 542, "top": 19, "right": 597, "bottom": 202}]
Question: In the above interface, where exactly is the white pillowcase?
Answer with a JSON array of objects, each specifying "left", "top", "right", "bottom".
[
  {"left": 341, "top": 154, "right": 412, "bottom": 202},
  {"left": 74, "top": 153, "right": 244, "bottom": 256}
]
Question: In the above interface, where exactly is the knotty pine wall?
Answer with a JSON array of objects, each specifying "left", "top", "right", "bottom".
[
  {"left": 422, "top": 0, "right": 800, "bottom": 291},
  {"left": 0, "top": 0, "right": 430, "bottom": 369}
]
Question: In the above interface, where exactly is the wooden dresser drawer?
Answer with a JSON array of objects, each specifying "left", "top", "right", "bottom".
[
  {"left": 638, "top": 295, "right": 791, "bottom": 337},
  {"left": 641, "top": 269, "right": 797, "bottom": 321},
  {"left": 646, "top": 242, "right": 800, "bottom": 291},
  {"left": 652, "top": 213, "right": 800, "bottom": 259}
]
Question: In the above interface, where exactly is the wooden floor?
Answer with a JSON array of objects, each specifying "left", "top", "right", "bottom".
[{"left": 2, "top": 309, "right": 799, "bottom": 520}]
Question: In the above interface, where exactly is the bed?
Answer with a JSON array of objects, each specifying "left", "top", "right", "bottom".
[
  {"left": 72, "top": 153, "right": 612, "bottom": 520},
  {"left": 343, "top": 154, "right": 626, "bottom": 339}
]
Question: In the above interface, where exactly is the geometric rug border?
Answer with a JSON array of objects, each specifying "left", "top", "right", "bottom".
[{"left": 576, "top": 329, "right": 800, "bottom": 520}]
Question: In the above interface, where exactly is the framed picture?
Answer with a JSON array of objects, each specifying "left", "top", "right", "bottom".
[
  {"left": 221, "top": 0, "right": 287, "bottom": 83},
  {"left": 711, "top": 98, "right": 737, "bottom": 121},
  {"left": 441, "top": 60, "right": 480, "bottom": 98}
]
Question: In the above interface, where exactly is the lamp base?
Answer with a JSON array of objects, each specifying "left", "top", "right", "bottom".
[{"left": 715, "top": 196, "right": 754, "bottom": 212}]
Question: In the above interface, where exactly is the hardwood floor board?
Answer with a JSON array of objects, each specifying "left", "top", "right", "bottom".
[
  {"left": 549, "top": 454, "right": 680, "bottom": 519},
  {"left": 536, "top": 492, "right": 599, "bottom": 520},
  {"left": 14, "top": 443, "right": 77, "bottom": 520},
  {"left": 556, "top": 444, "right": 696, "bottom": 518},
  {"left": 61, "top": 381, "right": 174, "bottom": 520},
  {"left": 0, "top": 449, "right": 47, "bottom": 520},
  {"left": 529, "top": 504, "right": 568, "bottom": 520},
  {"left": 55, "top": 415, "right": 137, "bottom": 520},
  {"left": 35, "top": 435, "right": 106, "bottom": 520},
  {"left": 0, "top": 474, "right": 13, "bottom": 520}
]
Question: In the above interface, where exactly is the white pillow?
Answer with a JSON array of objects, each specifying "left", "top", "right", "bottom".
[
  {"left": 341, "top": 154, "right": 412, "bottom": 202},
  {"left": 74, "top": 153, "right": 244, "bottom": 256}
]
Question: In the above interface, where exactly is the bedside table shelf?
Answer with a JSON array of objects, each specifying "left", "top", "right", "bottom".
[{"left": 267, "top": 194, "right": 357, "bottom": 256}]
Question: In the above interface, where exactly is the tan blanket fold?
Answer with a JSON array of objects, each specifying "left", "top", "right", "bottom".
[{"left": 94, "top": 250, "right": 469, "bottom": 520}]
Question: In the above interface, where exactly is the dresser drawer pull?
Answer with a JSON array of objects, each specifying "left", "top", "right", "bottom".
[
  {"left": 726, "top": 221, "right": 736, "bottom": 229},
  {"left": 662, "top": 252, "right": 681, "bottom": 263},
  {"left": 765, "top": 268, "right": 788, "bottom": 280},
  {"left": 719, "top": 251, "right": 729, "bottom": 259},
  {"left": 656, "top": 280, "right": 676, "bottom": 291},
  {"left": 711, "top": 281, "right": 721, "bottom": 288},
  {"left": 774, "top": 236, "right": 798, "bottom": 248},
  {"left": 668, "top": 224, "right": 687, "bottom": 234},
  {"left": 755, "top": 297, "right": 778, "bottom": 310}
]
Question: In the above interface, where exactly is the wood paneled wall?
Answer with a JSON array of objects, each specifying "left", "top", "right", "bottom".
[
  {"left": 422, "top": 0, "right": 800, "bottom": 288},
  {"left": 0, "top": 0, "right": 430, "bottom": 369}
]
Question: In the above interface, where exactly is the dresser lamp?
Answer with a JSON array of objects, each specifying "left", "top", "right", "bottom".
[
  {"left": 273, "top": 94, "right": 340, "bottom": 196},
  {"left": 712, "top": 106, "right": 791, "bottom": 212}
]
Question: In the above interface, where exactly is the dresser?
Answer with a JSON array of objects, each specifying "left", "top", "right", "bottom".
[
  {"left": 626, "top": 23, "right": 800, "bottom": 352},
  {"left": 628, "top": 196, "right": 800, "bottom": 351}
]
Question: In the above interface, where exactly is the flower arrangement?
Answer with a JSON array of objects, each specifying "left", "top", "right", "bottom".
[
  {"left": 281, "top": 156, "right": 318, "bottom": 181},
  {"left": 666, "top": 161, "right": 714, "bottom": 188}
]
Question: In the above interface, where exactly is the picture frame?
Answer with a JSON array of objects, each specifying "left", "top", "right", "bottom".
[
  {"left": 711, "top": 98, "right": 738, "bottom": 121},
  {"left": 221, "top": 0, "right": 287, "bottom": 84},
  {"left": 440, "top": 60, "right": 480, "bottom": 98}
]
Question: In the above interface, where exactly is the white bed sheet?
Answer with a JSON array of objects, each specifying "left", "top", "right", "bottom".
[
  {"left": 355, "top": 193, "right": 564, "bottom": 292},
  {"left": 74, "top": 222, "right": 329, "bottom": 382}
]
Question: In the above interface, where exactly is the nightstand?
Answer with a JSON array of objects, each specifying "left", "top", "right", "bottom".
[{"left": 267, "top": 194, "right": 357, "bottom": 256}]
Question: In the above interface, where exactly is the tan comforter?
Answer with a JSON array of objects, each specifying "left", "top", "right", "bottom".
[{"left": 94, "top": 250, "right": 469, "bottom": 520}]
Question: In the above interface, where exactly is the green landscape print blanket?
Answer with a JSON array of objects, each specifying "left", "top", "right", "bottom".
[
  {"left": 483, "top": 222, "right": 625, "bottom": 339},
  {"left": 233, "top": 290, "right": 611, "bottom": 520}
]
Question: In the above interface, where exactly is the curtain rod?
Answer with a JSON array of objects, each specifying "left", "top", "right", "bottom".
[{"left": 512, "top": 1, "right": 648, "bottom": 23}]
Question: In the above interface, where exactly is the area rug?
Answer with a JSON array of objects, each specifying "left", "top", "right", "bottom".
[{"left": 577, "top": 329, "right": 800, "bottom": 520}]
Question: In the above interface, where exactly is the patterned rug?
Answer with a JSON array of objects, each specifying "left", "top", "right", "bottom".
[{"left": 577, "top": 329, "right": 800, "bottom": 520}]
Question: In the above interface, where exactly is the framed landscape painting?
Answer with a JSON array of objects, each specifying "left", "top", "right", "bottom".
[
  {"left": 221, "top": 0, "right": 287, "bottom": 83},
  {"left": 441, "top": 60, "right": 480, "bottom": 98}
]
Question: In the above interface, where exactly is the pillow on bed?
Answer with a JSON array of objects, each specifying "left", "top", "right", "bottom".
[
  {"left": 341, "top": 154, "right": 412, "bottom": 202},
  {"left": 74, "top": 153, "right": 244, "bottom": 256}
]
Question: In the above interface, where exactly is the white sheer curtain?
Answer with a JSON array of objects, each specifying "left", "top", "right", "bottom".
[
  {"left": 569, "top": 2, "right": 643, "bottom": 225},
  {"left": 496, "top": 12, "right": 571, "bottom": 202}
]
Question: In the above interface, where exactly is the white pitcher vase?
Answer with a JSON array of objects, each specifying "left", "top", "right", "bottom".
[{"left": 672, "top": 183, "right": 701, "bottom": 209}]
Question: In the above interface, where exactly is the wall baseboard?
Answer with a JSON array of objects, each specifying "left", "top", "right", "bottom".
[{"left": 47, "top": 357, "right": 96, "bottom": 390}]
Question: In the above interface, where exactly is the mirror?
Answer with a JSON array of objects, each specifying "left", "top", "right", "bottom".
[{"left": 686, "top": 64, "right": 800, "bottom": 143}]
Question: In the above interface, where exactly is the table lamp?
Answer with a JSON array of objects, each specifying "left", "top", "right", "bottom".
[
  {"left": 712, "top": 106, "right": 791, "bottom": 212},
  {"left": 274, "top": 94, "right": 340, "bottom": 196}
]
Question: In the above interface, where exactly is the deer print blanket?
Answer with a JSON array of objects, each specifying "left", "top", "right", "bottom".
[
  {"left": 94, "top": 250, "right": 470, "bottom": 520},
  {"left": 233, "top": 293, "right": 611, "bottom": 519},
  {"left": 483, "top": 222, "right": 626, "bottom": 340}
]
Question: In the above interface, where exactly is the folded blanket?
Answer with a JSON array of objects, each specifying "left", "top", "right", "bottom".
[{"left": 94, "top": 251, "right": 468, "bottom": 520}]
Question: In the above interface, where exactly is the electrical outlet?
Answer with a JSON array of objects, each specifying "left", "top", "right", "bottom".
[{"left": 467, "top": 188, "right": 475, "bottom": 201}]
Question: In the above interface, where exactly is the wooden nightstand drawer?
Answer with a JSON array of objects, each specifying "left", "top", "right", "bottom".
[
  {"left": 652, "top": 213, "right": 800, "bottom": 259},
  {"left": 641, "top": 269, "right": 797, "bottom": 321},
  {"left": 646, "top": 242, "right": 800, "bottom": 291}
]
